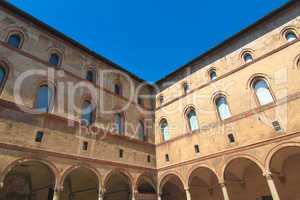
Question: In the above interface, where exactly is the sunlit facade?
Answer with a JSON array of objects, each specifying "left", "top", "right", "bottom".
[{"left": 0, "top": 1, "right": 299, "bottom": 200}]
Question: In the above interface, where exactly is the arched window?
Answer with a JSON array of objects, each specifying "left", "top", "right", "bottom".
[
  {"left": 7, "top": 34, "right": 22, "bottom": 48},
  {"left": 35, "top": 85, "right": 53, "bottom": 112},
  {"left": 253, "top": 79, "right": 274, "bottom": 106},
  {"left": 215, "top": 96, "right": 231, "bottom": 120},
  {"left": 243, "top": 53, "right": 253, "bottom": 63},
  {"left": 86, "top": 70, "right": 95, "bottom": 83},
  {"left": 115, "top": 113, "right": 125, "bottom": 135},
  {"left": 0, "top": 66, "right": 7, "bottom": 89},
  {"left": 138, "top": 120, "right": 146, "bottom": 141},
  {"left": 285, "top": 31, "right": 297, "bottom": 42},
  {"left": 81, "top": 100, "right": 94, "bottom": 125},
  {"left": 160, "top": 119, "right": 170, "bottom": 141},
  {"left": 114, "top": 83, "right": 122, "bottom": 96},
  {"left": 209, "top": 70, "right": 217, "bottom": 81},
  {"left": 186, "top": 108, "right": 199, "bottom": 132},
  {"left": 49, "top": 53, "right": 60, "bottom": 67}
]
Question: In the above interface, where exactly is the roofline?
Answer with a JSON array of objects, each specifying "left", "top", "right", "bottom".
[
  {"left": 155, "top": 0, "right": 297, "bottom": 85},
  {"left": 0, "top": 0, "right": 296, "bottom": 86},
  {"left": 0, "top": 1, "right": 146, "bottom": 83}
]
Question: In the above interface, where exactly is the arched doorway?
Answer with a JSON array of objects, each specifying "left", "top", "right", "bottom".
[
  {"left": 136, "top": 173, "right": 156, "bottom": 200},
  {"left": 269, "top": 146, "right": 300, "bottom": 200},
  {"left": 188, "top": 167, "right": 222, "bottom": 200},
  {"left": 1, "top": 160, "right": 56, "bottom": 200},
  {"left": 224, "top": 157, "right": 271, "bottom": 200},
  {"left": 104, "top": 171, "right": 132, "bottom": 200},
  {"left": 160, "top": 174, "right": 186, "bottom": 200},
  {"left": 62, "top": 167, "right": 100, "bottom": 200}
]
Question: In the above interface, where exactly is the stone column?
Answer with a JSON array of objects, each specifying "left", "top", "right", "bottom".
[
  {"left": 98, "top": 192, "right": 103, "bottom": 200},
  {"left": 53, "top": 186, "right": 61, "bottom": 200},
  {"left": 132, "top": 190, "right": 136, "bottom": 200},
  {"left": 158, "top": 192, "right": 162, "bottom": 200},
  {"left": 185, "top": 188, "right": 191, "bottom": 200},
  {"left": 220, "top": 182, "right": 230, "bottom": 200},
  {"left": 98, "top": 185, "right": 103, "bottom": 200},
  {"left": 265, "top": 173, "right": 280, "bottom": 200}
]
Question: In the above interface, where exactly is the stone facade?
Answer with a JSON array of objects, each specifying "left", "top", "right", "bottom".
[{"left": 0, "top": 1, "right": 299, "bottom": 200}]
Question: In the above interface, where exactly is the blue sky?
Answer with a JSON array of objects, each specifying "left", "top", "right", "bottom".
[{"left": 10, "top": 0, "right": 289, "bottom": 82}]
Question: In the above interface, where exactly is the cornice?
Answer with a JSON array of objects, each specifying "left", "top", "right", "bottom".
[
  {"left": 0, "top": 98, "right": 156, "bottom": 148},
  {"left": 0, "top": 142, "right": 156, "bottom": 171},
  {"left": 156, "top": 91, "right": 300, "bottom": 146},
  {"left": 157, "top": 131, "right": 300, "bottom": 171}
]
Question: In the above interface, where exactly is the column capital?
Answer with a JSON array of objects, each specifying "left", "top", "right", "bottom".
[
  {"left": 98, "top": 192, "right": 104, "bottom": 197},
  {"left": 263, "top": 171, "right": 274, "bottom": 180},
  {"left": 0, "top": 181, "right": 3, "bottom": 189},
  {"left": 185, "top": 188, "right": 192, "bottom": 200},
  {"left": 55, "top": 185, "right": 63, "bottom": 192},
  {"left": 219, "top": 182, "right": 227, "bottom": 187}
]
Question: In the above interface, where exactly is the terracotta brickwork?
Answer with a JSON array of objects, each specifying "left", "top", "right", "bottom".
[{"left": 0, "top": 1, "right": 300, "bottom": 200}]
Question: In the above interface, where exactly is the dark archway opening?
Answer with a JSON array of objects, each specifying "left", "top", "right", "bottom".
[
  {"left": 62, "top": 167, "right": 99, "bottom": 200},
  {"left": 1, "top": 161, "right": 55, "bottom": 200},
  {"left": 104, "top": 171, "right": 132, "bottom": 200}
]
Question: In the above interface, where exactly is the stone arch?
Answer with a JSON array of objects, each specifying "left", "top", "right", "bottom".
[
  {"left": 135, "top": 172, "right": 157, "bottom": 198},
  {"left": 159, "top": 171, "right": 186, "bottom": 191},
  {"left": 104, "top": 168, "right": 134, "bottom": 188},
  {"left": 221, "top": 154, "right": 265, "bottom": 182},
  {"left": 103, "top": 169, "right": 134, "bottom": 200},
  {"left": 187, "top": 164, "right": 221, "bottom": 186},
  {"left": 264, "top": 142, "right": 300, "bottom": 172},
  {"left": 187, "top": 165, "right": 223, "bottom": 200},
  {"left": 264, "top": 142, "right": 300, "bottom": 200},
  {"left": 0, "top": 157, "right": 59, "bottom": 186},
  {"left": 222, "top": 155, "right": 272, "bottom": 200},
  {"left": 159, "top": 172, "right": 186, "bottom": 200},
  {"left": 135, "top": 172, "right": 156, "bottom": 189},
  {"left": 60, "top": 164, "right": 101, "bottom": 200},
  {"left": 0, "top": 157, "right": 59, "bottom": 200},
  {"left": 60, "top": 164, "right": 102, "bottom": 187}
]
